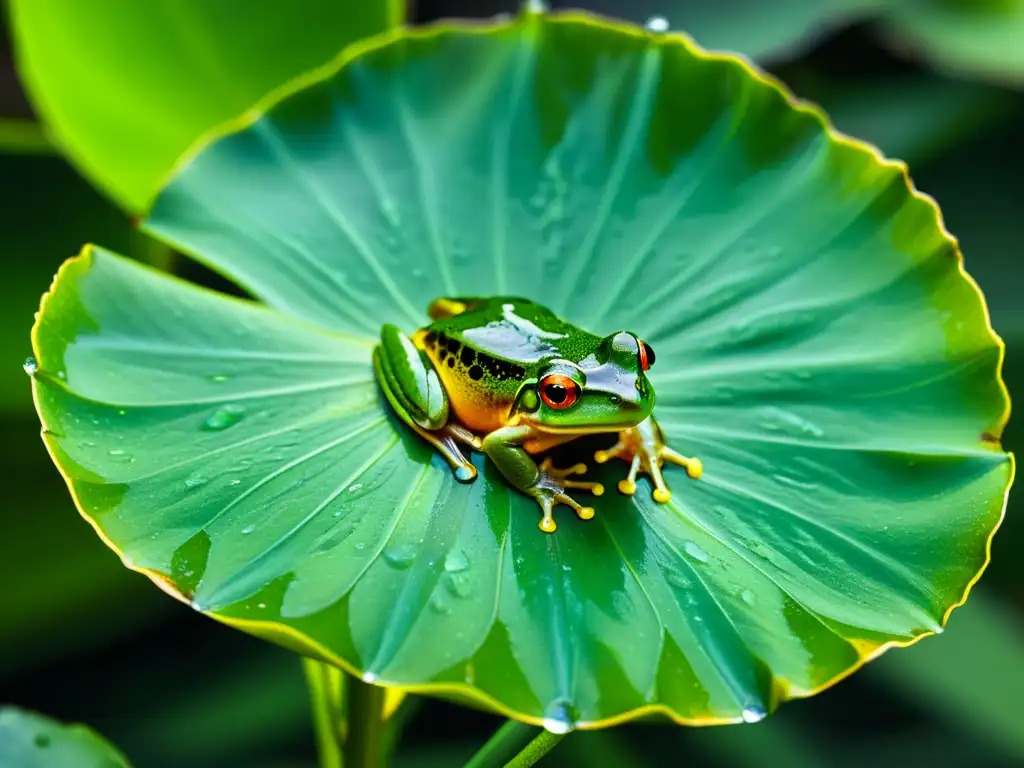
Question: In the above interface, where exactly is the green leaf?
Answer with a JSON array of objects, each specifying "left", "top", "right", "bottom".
[
  {"left": 0, "top": 707, "right": 131, "bottom": 768},
  {"left": 787, "top": 72, "right": 1018, "bottom": 169},
  {"left": 884, "top": 0, "right": 1024, "bottom": 86},
  {"left": 9, "top": 0, "right": 404, "bottom": 212},
  {"left": 0, "top": 153, "right": 150, "bottom": 414},
  {"left": 553, "top": 1, "right": 888, "bottom": 60},
  {"left": 0, "top": 119, "right": 53, "bottom": 155},
  {"left": 31, "top": 13, "right": 1012, "bottom": 730}
]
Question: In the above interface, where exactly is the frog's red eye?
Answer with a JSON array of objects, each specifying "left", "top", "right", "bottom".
[
  {"left": 638, "top": 340, "right": 656, "bottom": 371},
  {"left": 539, "top": 374, "right": 580, "bottom": 409}
]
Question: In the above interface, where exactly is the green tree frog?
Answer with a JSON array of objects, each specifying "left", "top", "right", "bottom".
[{"left": 373, "top": 297, "right": 702, "bottom": 532}]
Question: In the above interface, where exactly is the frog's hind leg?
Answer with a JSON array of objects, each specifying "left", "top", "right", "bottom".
[{"left": 374, "top": 324, "right": 478, "bottom": 482}]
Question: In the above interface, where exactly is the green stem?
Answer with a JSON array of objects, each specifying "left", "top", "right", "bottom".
[
  {"left": 504, "top": 730, "right": 565, "bottom": 768},
  {"left": 463, "top": 720, "right": 543, "bottom": 768},
  {"left": 380, "top": 694, "right": 421, "bottom": 766},
  {"left": 344, "top": 673, "right": 385, "bottom": 768},
  {"left": 303, "top": 658, "right": 345, "bottom": 768}
]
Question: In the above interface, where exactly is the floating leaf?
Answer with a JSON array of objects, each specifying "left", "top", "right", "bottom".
[
  {"left": 9, "top": 0, "right": 403, "bottom": 211},
  {"left": 0, "top": 707, "right": 131, "bottom": 768},
  {"left": 31, "top": 13, "right": 1012, "bottom": 729}
]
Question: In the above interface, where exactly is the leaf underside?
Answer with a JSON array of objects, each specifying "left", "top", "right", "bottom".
[{"left": 31, "top": 13, "right": 1012, "bottom": 729}]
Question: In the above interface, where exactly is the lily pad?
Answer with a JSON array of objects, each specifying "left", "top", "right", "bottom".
[
  {"left": 0, "top": 707, "right": 131, "bottom": 767},
  {"left": 9, "top": 0, "right": 403, "bottom": 211},
  {"left": 30, "top": 12, "right": 1012, "bottom": 729}
]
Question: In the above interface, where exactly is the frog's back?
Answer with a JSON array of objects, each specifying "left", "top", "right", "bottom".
[{"left": 413, "top": 297, "right": 600, "bottom": 432}]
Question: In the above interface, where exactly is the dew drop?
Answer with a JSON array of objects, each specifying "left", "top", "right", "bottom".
[
  {"left": 384, "top": 544, "right": 418, "bottom": 570},
  {"left": 742, "top": 705, "right": 766, "bottom": 723},
  {"left": 257, "top": 602, "right": 267, "bottom": 610},
  {"left": 645, "top": 15, "right": 669, "bottom": 33},
  {"left": 542, "top": 699, "right": 577, "bottom": 734},
  {"left": 683, "top": 541, "right": 709, "bottom": 563},
  {"left": 444, "top": 549, "right": 469, "bottom": 573},
  {"left": 355, "top": 542, "right": 367, "bottom": 551},
  {"left": 348, "top": 483, "right": 364, "bottom": 494},
  {"left": 22, "top": 357, "right": 37, "bottom": 376},
  {"left": 241, "top": 524, "right": 255, "bottom": 535},
  {"left": 56, "top": 370, "right": 66, "bottom": 380},
  {"left": 445, "top": 572, "right": 474, "bottom": 599},
  {"left": 208, "top": 374, "right": 230, "bottom": 383},
  {"left": 184, "top": 471, "right": 208, "bottom": 490},
  {"left": 523, "top": 0, "right": 548, "bottom": 14},
  {"left": 228, "top": 479, "right": 242, "bottom": 486},
  {"left": 665, "top": 569, "right": 691, "bottom": 589},
  {"left": 203, "top": 404, "right": 246, "bottom": 431},
  {"left": 740, "top": 589, "right": 756, "bottom": 606},
  {"left": 430, "top": 596, "right": 452, "bottom": 615}
]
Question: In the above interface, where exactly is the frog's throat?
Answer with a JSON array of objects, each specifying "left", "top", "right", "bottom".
[{"left": 506, "top": 415, "right": 624, "bottom": 436}]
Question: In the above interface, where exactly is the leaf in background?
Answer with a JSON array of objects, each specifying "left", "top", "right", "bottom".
[
  {"left": 865, "top": 590, "right": 1024, "bottom": 761},
  {"left": 553, "top": 0, "right": 889, "bottom": 60},
  {"left": 0, "top": 707, "right": 131, "bottom": 768},
  {"left": 0, "top": 119, "right": 52, "bottom": 154},
  {"left": 31, "top": 12, "right": 1011, "bottom": 729},
  {"left": 8, "top": 0, "right": 404, "bottom": 212},
  {"left": 883, "top": 0, "right": 1024, "bottom": 87},
  {"left": 0, "top": 153, "right": 151, "bottom": 414},
  {"left": 786, "top": 72, "right": 1020, "bottom": 169}
]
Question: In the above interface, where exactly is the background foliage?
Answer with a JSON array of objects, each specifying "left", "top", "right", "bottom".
[{"left": 0, "top": 1, "right": 1020, "bottom": 766}]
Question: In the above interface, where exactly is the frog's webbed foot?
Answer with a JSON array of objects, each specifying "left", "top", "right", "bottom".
[
  {"left": 531, "top": 458, "right": 604, "bottom": 533},
  {"left": 594, "top": 416, "right": 702, "bottom": 503}
]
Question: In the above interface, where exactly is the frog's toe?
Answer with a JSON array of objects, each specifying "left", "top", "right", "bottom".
[
  {"left": 594, "top": 438, "right": 628, "bottom": 465},
  {"left": 454, "top": 463, "right": 477, "bottom": 483},
  {"left": 663, "top": 447, "right": 703, "bottom": 479},
  {"left": 539, "top": 457, "right": 588, "bottom": 480},
  {"left": 553, "top": 491, "right": 597, "bottom": 522}
]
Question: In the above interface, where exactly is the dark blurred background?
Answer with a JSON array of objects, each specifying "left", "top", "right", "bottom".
[{"left": 1, "top": 1, "right": 1021, "bottom": 766}]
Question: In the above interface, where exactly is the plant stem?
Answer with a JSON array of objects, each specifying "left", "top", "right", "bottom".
[
  {"left": 344, "top": 673, "right": 385, "bottom": 768},
  {"left": 504, "top": 730, "right": 566, "bottom": 768},
  {"left": 303, "top": 658, "right": 345, "bottom": 768},
  {"left": 380, "top": 693, "right": 421, "bottom": 766},
  {"left": 463, "top": 720, "right": 542, "bottom": 768}
]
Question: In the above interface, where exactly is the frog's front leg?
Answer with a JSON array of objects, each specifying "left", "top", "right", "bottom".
[
  {"left": 482, "top": 426, "right": 603, "bottom": 533},
  {"left": 594, "top": 416, "right": 702, "bottom": 503},
  {"left": 374, "top": 324, "right": 481, "bottom": 482}
]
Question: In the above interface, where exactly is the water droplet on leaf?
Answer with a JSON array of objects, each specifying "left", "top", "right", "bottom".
[
  {"left": 241, "top": 524, "right": 255, "bottom": 535},
  {"left": 430, "top": 596, "right": 452, "bottom": 615},
  {"left": 208, "top": 374, "right": 230, "bottom": 383},
  {"left": 184, "top": 471, "right": 208, "bottom": 490},
  {"left": 740, "top": 589, "right": 756, "bottom": 606},
  {"left": 23, "top": 357, "right": 37, "bottom": 376},
  {"left": 384, "top": 544, "right": 418, "bottom": 570},
  {"left": 445, "top": 572, "right": 474, "bottom": 599},
  {"left": 203, "top": 404, "right": 246, "bottom": 431},
  {"left": 742, "top": 705, "right": 766, "bottom": 723},
  {"left": 645, "top": 15, "right": 669, "bottom": 33},
  {"left": 683, "top": 541, "right": 709, "bottom": 563},
  {"left": 542, "top": 699, "right": 577, "bottom": 734},
  {"left": 444, "top": 549, "right": 469, "bottom": 572}
]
